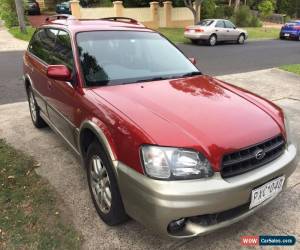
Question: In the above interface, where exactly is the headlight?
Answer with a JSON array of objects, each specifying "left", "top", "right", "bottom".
[
  {"left": 140, "top": 146, "right": 214, "bottom": 180},
  {"left": 284, "top": 114, "right": 292, "bottom": 145}
]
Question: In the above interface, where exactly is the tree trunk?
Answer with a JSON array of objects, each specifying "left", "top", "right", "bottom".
[
  {"left": 234, "top": 0, "right": 240, "bottom": 11},
  {"left": 229, "top": 0, "right": 232, "bottom": 6},
  {"left": 184, "top": 0, "right": 202, "bottom": 24},
  {"left": 14, "top": 0, "right": 27, "bottom": 34}
]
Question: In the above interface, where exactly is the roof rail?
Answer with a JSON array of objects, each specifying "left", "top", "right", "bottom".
[
  {"left": 100, "top": 17, "right": 139, "bottom": 24},
  {"left": 45, "top": 14, "right": 76, "bottom": 23}
]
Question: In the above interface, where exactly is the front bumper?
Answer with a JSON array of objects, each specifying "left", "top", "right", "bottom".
[{"left": 116, "top": 144, "right": 297, "bottom": 238}]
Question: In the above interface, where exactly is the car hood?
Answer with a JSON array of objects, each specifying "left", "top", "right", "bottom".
[{"left": 91, "top": 75, "right": 281, "bottom": 170}]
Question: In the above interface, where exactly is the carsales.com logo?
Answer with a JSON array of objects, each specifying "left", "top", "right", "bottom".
[{"left": 241, "top": 236, "right": 296, "bottom": 246}]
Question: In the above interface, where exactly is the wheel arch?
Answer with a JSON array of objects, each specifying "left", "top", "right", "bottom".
[
  {"left": 24, "top": 74, "right": 33, "bottom": 94},
  {"left": 79, "top": 120, "right": 118, "bottom": 169}
]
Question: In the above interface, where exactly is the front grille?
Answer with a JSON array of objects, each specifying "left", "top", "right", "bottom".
[{"left": 221, "top": 135, "right": 285, "bottom": 178}]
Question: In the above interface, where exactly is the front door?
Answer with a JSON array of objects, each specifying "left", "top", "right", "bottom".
[
  {"left": 224, "top": 20, "right": 240, "bottom": 41},
  {"left": 46, "top": 29, "right": 79, "bottom": 149},
  {"left": 214, "top": 20, "right": 227, "bottom": 41}
]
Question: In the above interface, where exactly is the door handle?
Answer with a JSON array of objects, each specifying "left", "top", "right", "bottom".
[
  {"left": 47, "top": 80, "right": 52, "bottom": 89},
  {"left": 215, "top": 29, "right": 219, "bottom": 32},
  {"left": 227, "top": 30, "right": 230, "bottom": 32}
]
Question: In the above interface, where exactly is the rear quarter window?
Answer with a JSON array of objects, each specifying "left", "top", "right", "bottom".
[{"left": 28, "top": 28, "right": 57, "bottom": 64}]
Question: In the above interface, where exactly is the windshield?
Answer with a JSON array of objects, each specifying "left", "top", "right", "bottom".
[
  {"left": 196, "top": 20, "right": 214, "bottom": 26},
  {"left": 76, "top": 31, "right": 200, "bottom": 87}
]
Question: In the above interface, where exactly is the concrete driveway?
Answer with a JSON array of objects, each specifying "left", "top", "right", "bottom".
[{"left": 0, "top": 68, "right": 299, "bottom": 249}]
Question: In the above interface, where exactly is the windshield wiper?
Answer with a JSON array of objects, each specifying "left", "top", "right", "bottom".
[
  {"left": 131, "top": 76, "right": 169, "bottom": 84},
  {"left": 180, "top": 71, "right": 202, "bottom": 77}
]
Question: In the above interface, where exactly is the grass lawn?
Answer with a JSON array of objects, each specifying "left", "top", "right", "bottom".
[
  {"left": 246, "top": 27, "right": 280, "bottom": 40},
  {"left": 279, "top": 64, "right": 300, "bottom": 76},
  {"left": 8, "top": 26, "right": 36, "bottom": 41},
  {"left": 158, "top": 27, "right": 280, "bottom": 43},
  {"left": 158, "top": 28, "right": 189, "bottom": 43},
  {"left": 0, "top": 139, "right": 82, "bottom": 249}
]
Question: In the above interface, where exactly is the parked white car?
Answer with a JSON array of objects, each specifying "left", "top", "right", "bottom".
[{"left": 184, "top": 19, "right": 248, "bottom": 46}]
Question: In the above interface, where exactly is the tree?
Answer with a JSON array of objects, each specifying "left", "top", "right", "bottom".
[
  {"left": 201, "top": 0, "right": 216, "bottom": 19},
  {"left": 277, "top": 0, "right": 300, "bottom": 18},
  {"left": 258, "top": 0, "right": 274, "bottom": 20},
  {"left": 234, "top": 0, "right": 241, "bottom": 11},
  {"left": 0, "top": 0, "right": 18, "bottom": 28},
  {"left": 183, "top": 0, "right": 204, "bottom": 24},
  {"left": 14, "top": 0, "right": 26, "bottom": 33}
]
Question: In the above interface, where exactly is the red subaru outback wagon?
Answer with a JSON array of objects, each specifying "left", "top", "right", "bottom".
[{"left": 23, "top": 15, "right": 297, "bottom": 238}]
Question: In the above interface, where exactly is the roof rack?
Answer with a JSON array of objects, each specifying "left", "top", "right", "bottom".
[
  {"left": 45, "top": 14, "right": 76, "bottom": 23},
  {"left": 100, "top": 17, "right": 139, "bottom": 24}
]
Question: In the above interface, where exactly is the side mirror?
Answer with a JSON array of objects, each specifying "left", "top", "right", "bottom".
[
  {"left": 47, "top": 65, "right": 72, "bottom": 81},
  {"left": 189, "top": 57, "right": 196, "bottom": 65}
]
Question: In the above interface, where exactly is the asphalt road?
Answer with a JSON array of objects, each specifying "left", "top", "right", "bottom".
[
  {"left": 178, "top": 39, "right": 300, "bottom": 75},
  {"left": 0, "top": 51, "right": 26, "bottom": 105},
  {"left": 0, "top": 39, "right": 299, "bottom": 105}
]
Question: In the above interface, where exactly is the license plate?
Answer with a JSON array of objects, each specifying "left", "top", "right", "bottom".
[
  {"left": 284, "top": 33, "right": 290, "bottom": 37},
  {"left": 189, "top": 30, "right": 195, "bottom": 33},
  {"left": 249, "top": 176, "right": 285, "bottom": 209}
]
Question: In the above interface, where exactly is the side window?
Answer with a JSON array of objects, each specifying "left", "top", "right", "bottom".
[
  {"left": 215, "top": 21, "right": 225, "bottom": 28},
  {"left": 51, "top": 30, "right": 74, "bottom": 71},
  {"left": 224, "top": 20, "right": 235, "bottom": 29},
  {"left": 28, "top": 28, "right": 57, "bottom": 64}
]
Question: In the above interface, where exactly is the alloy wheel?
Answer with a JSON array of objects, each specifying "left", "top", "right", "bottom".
[
  {"left": 29, "top": 91, "right": 37, "bottom": 122},
  {"left": 209, "top": 35, "right": 217, "bottom": 46},
  {"left": 90, "top": 155, "right": 112, "bottom": 214},
  {"left": 239, "top": 35, "right": 245, "bottom": 44}
]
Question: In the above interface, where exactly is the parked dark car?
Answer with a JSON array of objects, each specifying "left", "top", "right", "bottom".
[
  {"left": 56, "top": 1, "right": 71, "bottom": 14},
  {"left": 280, "top": 20, "right": 300, "bottom": 40},
  {"left": 26, "top": 0, "right": 40, "bottom": 15}
]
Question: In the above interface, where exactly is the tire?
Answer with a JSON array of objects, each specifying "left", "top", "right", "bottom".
[
  {"left": 208, "top": 34, "right": 217, "bottom": 46},
  {"left": 237, "top": 34, "right": 245, "bottom": 44},
  {"left": 190, "top": 39, "right": 199, "bottom": 45},
  {"left": 280, "top": 36, "right": 285, "bottom": 40},
  {"left": 27, "top": 86, "right": 47, "bottom": 128},
  {"left": 86, "top": 141, "right": 128, "bottom": 226}
]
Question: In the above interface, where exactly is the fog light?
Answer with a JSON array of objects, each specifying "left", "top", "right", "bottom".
[{"left": 167, "top": 218, "right": 186, "bottom": 234}]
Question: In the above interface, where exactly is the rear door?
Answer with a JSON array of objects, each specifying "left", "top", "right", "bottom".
[
  {"left": 214, "top": 20, "right": 226, "bottom": 41},
  {"left": 26, "top": 28, "right": 57, "bottom": 115},
  {"left": 46, "top": 29, "right": 79, "bottom": 148},
  {"left": 224, "top": 20, "right": 240, "bottom": 40}
]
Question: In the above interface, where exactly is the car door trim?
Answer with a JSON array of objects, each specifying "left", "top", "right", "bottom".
[
  {"left": 40, "top": 111, "right": 81, "bottom": 157},
  {"left": 29, "top": 85, "right": 80, "bottom": 153}
]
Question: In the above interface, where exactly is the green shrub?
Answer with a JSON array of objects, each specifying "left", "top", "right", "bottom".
[
  {"left": 232, "top": 5, "right": 261, "bottom": 27},
  {"left": 258, "top": 0, "right": 275, "bottom": 20},
  {"left": 224, "top": 6, "right": 235, "bottom": 18},
  {"left": 234, "top": 5, "right": 252, "bottom": 27},
  {"left": 0, "top": 0, "right": 18, "bottom": 28},
  {"left": 214, "top": 5, "right": 234, "bottom": 19},
  {"left": 250, "top": 15, "right": 262, "bottom": 27},
  {"left": 215, "top": 6, "right": 225, "bottom": 19},
  {"left": 201, "top": 0, "right": 216, "bottom": 19}
]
